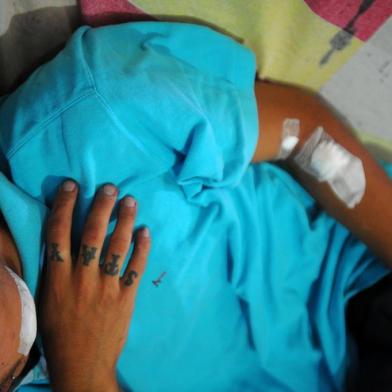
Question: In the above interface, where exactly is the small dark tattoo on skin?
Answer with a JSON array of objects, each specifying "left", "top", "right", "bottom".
[
  {"left": 152, "top": 272, "right": 166, "bottom": 287},
  {"left": 124, "top": 270, "right": 138, "bottom": 286},
  {"left": 81, "top": 245, "right": 97, "bottom": 266},
  {"left": 102, "top": 254, "right": 120, "bottom": 276},
  {"left": 49, "top": 243, "right": 64, "bottom": 262}
]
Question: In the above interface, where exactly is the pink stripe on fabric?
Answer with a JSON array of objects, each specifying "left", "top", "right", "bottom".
[
  {"left": 304, "top": 0, "right": 392, "bottom": 41},
  {"left": 80, "top": 0, "right": 153, "bottom": 26}
]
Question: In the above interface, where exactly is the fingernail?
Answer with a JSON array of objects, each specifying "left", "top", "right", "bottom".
[
  {"left": 103, "top": 184, "right": 116, "bottom": 196},
  {"left": 123, "top": 196, "right": 136, "bottom": 208},
  {"left": 141, "top": 227, "right": 150, "bottom": 238},
  {"left": 63, "top": 180, "right": 76, "bottom": 192}
]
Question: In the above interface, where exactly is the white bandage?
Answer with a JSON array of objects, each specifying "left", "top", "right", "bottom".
[
  {"left": 294, "top": 126, "right": 366, "bottom": 208},
  {"left": 5, "top": 266, "right": 37, "bottom": 356},
  {"left": 276, "top": 118, "right": 300, "bottom": 160}
]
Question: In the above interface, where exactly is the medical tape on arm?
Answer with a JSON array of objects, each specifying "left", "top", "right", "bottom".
[
  {"left": 5, "top": 266, "right": 37, "bottom": 356},
  {"left": 276, "top": 118, "right": 300, "bottom": 160},
  {"left": 293, "top": 126, "right": 366, "bottom": 209}
]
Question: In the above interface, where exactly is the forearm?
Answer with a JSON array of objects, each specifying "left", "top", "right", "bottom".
[
  {"left": 253, "top": 80, "right": 392, "bottom": 266},
  {"left": 49, "top": 374, "right": 121, "bottom": 392},
  {"left": 47, "top": 361, "right": 121, "bottom": 392}
]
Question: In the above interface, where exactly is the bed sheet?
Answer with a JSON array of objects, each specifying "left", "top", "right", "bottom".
[{"left": 1, "top": 1, "right": 390, "bottom": 157}]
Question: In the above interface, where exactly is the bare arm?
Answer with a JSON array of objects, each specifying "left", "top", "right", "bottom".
[{"left": 252, "top": 80, "right": 392, "bottom": 267}]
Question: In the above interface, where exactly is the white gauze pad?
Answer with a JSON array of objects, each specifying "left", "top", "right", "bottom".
[
  {"left": 5, "top": 266, "right": 37, "bottom": 356},
  {"left": 294, "top": 126, "right": 366, "bottom": 208},
  {"left": 276, "top": 118, "right": 300, "bottom": 160}
]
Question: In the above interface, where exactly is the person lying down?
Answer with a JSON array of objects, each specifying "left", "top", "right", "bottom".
[{"left": 0, "top": 21, "right": 391, "bottom": 392}]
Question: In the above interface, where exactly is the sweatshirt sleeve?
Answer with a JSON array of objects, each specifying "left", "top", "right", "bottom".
[{"left": 81, "top": 22, "right": 259, "bottom": 200}]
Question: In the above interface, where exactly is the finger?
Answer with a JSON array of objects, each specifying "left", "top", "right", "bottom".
[
  {"left": 121, "top": 227, "right": 151, "bottom": 291},
  {"left": 75, "top": 184, "right": 118, "bottom": 275},
  {"left": 45, "top": 180, "right": 78, "bottom": 276},
  {"left": 101, "top": 196, "right": 137, "bottom": 280}
]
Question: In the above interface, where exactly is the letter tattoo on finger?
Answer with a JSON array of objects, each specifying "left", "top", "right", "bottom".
[
  {"left": 102, "top": 254, "right": 120, "bottom": 276},
  {"left": 124, "top": 270, "right": 138, "bottom": 286},
  {"left": 81, "top": 245, "right": 97, "bottom": 266},
  {"left": 49, "top": 243, "right": 64, "bottom": 262}
]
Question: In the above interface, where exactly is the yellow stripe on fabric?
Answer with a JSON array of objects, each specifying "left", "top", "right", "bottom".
[
  {"left": 131, "top": 0, "right": 363, "bottom": 90},
  {"left": 357, "top": 131, "right": 392, "bottom": 162}
]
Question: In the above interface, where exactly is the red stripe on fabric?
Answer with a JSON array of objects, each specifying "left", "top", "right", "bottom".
[
  {"left": 80, "top": 0, "right": 154, "bottom": 26},
  {"left": 304, "top": 0, "right": 392, "bottom": 41}
]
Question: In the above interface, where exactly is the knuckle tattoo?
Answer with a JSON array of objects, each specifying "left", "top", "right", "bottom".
[
  {"left": 102, "top": 254, "right": 121, "bottom": 276},
  {"left": 80, "top": 244, "right": 98, "bottom": 266},
  {"left": 124, "top": 270, "right": 138, "bottom": 286},
  {"left": 48, "top": 243, "right": 64, "bottom": 262}
]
